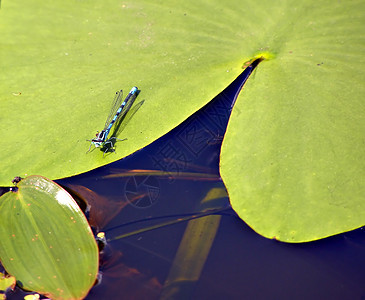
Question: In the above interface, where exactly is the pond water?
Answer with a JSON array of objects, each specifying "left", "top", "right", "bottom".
[{"left": 1, "top": 60, "right": 365, "bottom": 299}]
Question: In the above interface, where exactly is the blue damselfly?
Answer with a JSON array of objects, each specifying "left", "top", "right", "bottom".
[{"left": 87, "top": 86, "right": 139, "bottom": 155}]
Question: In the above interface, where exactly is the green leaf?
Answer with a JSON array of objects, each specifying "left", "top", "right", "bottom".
[
  {"left": 0, "top": 0, "right": 249, "bottom": 184},
  {"left": 0, "top": 272, "right": 16, "bottom": 294},
  {"left": 0, "top": 176, "right": 98, "bottom": 299},
  {"left": 0, "top": 0, "right": 363, "bottom": 243},
  {"left": 221, "top": 1, "right": 365, "bottom": 242}
]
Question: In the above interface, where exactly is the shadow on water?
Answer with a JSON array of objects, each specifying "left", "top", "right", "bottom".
[{"left": 1, "top": 58, "right": 365, "bottom": 299}]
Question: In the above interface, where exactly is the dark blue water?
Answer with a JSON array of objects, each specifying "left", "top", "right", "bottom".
[{"left": 2, "top": 59, "right": 364, "bottom": 300}]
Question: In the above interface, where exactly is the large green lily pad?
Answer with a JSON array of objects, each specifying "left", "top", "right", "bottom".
[
  {"left": 0, "top": 0, "right": 364, "bottom": 242},
  {"left": 0, "top": 0, "right": 250, "bottom": 183},
  {"left": 221, "top": 2, "right": 365, "bottom": 242},
  {"left": 0, "top": 176, "right": 99, "bottom": 299}
]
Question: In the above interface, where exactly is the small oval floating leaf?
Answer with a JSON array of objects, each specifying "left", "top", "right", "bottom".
[
  {"left": 0, "top": 176, "right": 99, "bottom": 300},
  {"left": 0, "top": 271, "right": 16, "bottom": 294}
]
